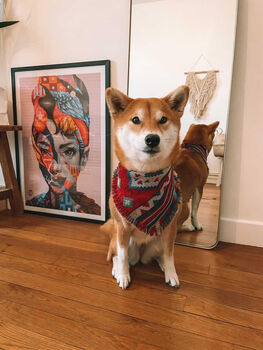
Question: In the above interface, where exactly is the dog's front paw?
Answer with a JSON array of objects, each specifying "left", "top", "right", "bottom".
[
  {"left": 165, "top": 269, "right": 180, "bottom": 288},
  {"left": 112, "top": 256, "right": 131, "bottom": 289},
  {"left": 117, "top": 273, "right": 131, "bottom": 289}
]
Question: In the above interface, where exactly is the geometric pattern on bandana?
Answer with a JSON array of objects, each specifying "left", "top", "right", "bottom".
[{"left": 112, "top": 163, "right": 181, "bottom": 236}]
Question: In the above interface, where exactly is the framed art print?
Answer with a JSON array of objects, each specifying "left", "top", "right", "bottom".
[{"left": 11, "top": 60, "right": 110, "bottom": 223}]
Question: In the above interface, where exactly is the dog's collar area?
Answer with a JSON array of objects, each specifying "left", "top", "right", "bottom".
[
  {"left": 181, "top": 143, "right": 208, "bottom": 166},
  {"left": 112, "top": 163, "right": 181, "bottom": 236},
  {"left": 117, "top": 163, "right": 171, "bottom": 188}
]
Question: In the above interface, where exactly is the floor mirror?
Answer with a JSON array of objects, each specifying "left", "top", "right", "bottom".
[{"left": 128, "top": 0, "right": 238, "bottom": 249}]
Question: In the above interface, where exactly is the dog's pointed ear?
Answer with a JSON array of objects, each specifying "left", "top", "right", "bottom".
[
  {"left": 208, "top": 121, "right": 220, "bottom": 134},
  {"left": 106, "top": 88, "right": 133, "bottom": 117},
  {"left": 163, "top": 85, "right": 189, "bottom": 116}
]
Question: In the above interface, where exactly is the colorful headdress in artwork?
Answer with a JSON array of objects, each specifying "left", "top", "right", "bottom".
[{"left": 31, "top": 74, "right": 90, "bottom": 191}]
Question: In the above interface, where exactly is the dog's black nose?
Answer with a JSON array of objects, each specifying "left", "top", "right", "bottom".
[{"left": 145, "top": 134, "right": 160, "bottom": 148}]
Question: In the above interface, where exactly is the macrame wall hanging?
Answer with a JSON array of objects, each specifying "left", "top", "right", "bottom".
[{"left": 185, "top": 54, "right": 219, "bottom": 118}]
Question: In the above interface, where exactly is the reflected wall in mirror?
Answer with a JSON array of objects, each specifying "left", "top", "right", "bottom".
[{"left": 129, "top": 0, "right": 238, "bottom": 248}]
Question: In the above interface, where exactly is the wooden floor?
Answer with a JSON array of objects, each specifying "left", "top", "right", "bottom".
[
  {"left": 176, "top": 183, "right": 221, "bottom": 248},
  {"left": 0, "top": 212, "right": 262, "bottom": 349}
]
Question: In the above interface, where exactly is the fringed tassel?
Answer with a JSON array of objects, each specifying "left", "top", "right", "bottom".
[{"left": 186, "top": 71, "right": 217, "bottom": 118}]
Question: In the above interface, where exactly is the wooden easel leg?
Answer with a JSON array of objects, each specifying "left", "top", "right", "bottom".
[{"left": 0, "top": 131, "right": 24, "bottom": 215}]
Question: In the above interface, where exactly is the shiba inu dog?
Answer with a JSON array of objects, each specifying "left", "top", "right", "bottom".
[
  {"left": 102, "top": 86, "right": 189, "bottom": 289},
  {"left": 175, "top": 121, "right": 219, "bottom": 232}
]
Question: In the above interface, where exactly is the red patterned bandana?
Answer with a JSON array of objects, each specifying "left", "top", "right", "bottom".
[{"left": 112, "top": 163, "right": 181, "bottom": 236}]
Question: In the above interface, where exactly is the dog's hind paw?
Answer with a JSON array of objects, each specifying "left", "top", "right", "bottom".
[
  {"left": 165, "top": 270, "right": 180, "bottom": 288},
  {"left": 181, "top": 224, "right": 195, "bottom": 232},
  {"left": 194, "top": 223, "right": 203, "bottom": 231},
  {"left": 117, "top": 273, "right": 131, "bottom": 289},
  {"left": 129, "top": 256, "right": 140, "bottom": 266},
  {"left": 156, "top": 256, "right": 165, "bottom": 272}
]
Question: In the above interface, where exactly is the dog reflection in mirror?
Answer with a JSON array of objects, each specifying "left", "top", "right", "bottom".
[{"left": 174, "top": 121, "right": 219, "bottom": 232}]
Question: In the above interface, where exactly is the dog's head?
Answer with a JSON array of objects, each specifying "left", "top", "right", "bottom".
[
  {"left": 183, "top": 121, "right": 220, "bottom": 153},
  {"left": 106, "top": 86, "right": 189, "bottom": 172}
]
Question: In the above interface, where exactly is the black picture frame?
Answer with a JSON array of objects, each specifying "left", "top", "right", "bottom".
[{"left": 11, "top": 60, "right": 110, "bottom": 224}]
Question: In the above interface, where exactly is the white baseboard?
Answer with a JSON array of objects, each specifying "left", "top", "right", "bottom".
[
  {"left": 207, "top": 173, "right": 219, "bottom": 185},
  {"left": 219, "top": 217, "right": 263, "bottom": 247}
]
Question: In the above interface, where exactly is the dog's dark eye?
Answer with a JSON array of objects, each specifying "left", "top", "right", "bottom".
[
  {"left": 131, "top": 116, "right": 141, "bottom": 125},
  {"left": 159, "top": 116, "right": 168, "bottom": 124}
]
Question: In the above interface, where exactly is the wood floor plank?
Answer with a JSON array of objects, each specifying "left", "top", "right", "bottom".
[
  {"left": 0, "top": 228, "right": 106, "bottom": 254},
  {"left": 56, "top": 252, "right": 263, "bottom": 315},
  {"left": 0, "top": 322, "right": 83, "bottom": 350},
  {"left": 209, "top": 266, "right": 263, "bottom": 293},
  {"left": 127, "top": 253, "right": 263, "bottom": 299},
  {"left": 179, "top": 270, "right": 263, "bottom": 299},
  {"left": 0, "top": 236, "right": 60, "bottom": 264},
  {"left": 1, "top": 235, "right": 258, "bottom": 316},
  {"left": 0, "top": 212, "right": 108, "bottom": 245},
  {"left": 184, "top": 296, "right": 263, "bottom": 331},
  {"left": 217, "top": 242, "right": 263, "bottom": 256},
  {"left": 0, "top": 214, "right": 262, "bottom": 350},
  {"left": 0, "top": 230, "right": 209, "bottom": 275},
  {"left": 2, "top": 212, "right": 262, "bottom": 275},
  {"left": 0, "top": 281, "right": 242, "bottom": 350},
  {"left": 1, "top": 236, "right": 262, "bottom": 316},
  {"left": 0, "top": 295, "right": 249, "bottom": 350},
  {"left": 0, "top": 300, "right": 162, "bottom": 350},
  {"left": 1, "top": 248, "right": 262, "bottom": 317},
  {"left": 0, "top": 265, "right": 262, "bottom": 349},
  {"left": 174, "top": 243, "right": 263, "bottom": 275},
  {"left": 0, "top": 232, "right": 107, "bottom": 266},
  {"left": 3, "top": 214, "right": 262, "bottom": 278},
  {"left": 0, "top": 252, "right": 187, "bottom": 312},
  {"left": 1, "top": 212, "right": 261, "bottom": 276},
  {"left": 131, "top": 269, "right": 263, "bottom": 314},
  {"left": 0, "top": 230, "right": 261, "bottom": 300}
]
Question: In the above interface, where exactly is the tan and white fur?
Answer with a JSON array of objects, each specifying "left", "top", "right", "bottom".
[{"left": 102, "top": 86, "right": 189, "bottom": 289}]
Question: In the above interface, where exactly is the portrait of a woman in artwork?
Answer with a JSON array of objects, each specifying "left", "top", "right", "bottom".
[{"left": 26, "top": 74, "right": 101, "bottom": 215}]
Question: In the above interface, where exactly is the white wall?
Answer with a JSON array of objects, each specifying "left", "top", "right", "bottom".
[
  {"left": 219, "top": 0, "right": 263, "bottom": 247},
  {"left": 0, "top": 0, "right": 131, "bottom": 180},
  {"left": 129, "top": 0, "right": 238, "bottom": 178}
]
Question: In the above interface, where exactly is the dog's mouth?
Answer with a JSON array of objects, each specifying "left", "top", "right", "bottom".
[{"left": 143, "top": 147, "right": 160, "bottom": 156}]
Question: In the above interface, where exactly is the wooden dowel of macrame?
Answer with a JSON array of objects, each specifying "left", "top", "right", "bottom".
[{"left": 184, "top": 70, "right": 219, "bottom": 75}]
